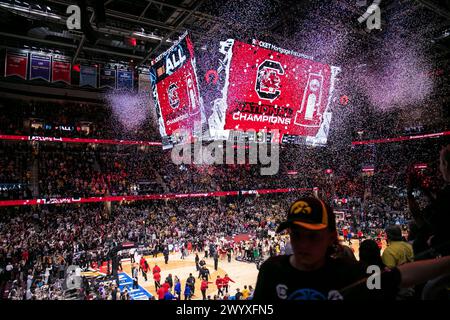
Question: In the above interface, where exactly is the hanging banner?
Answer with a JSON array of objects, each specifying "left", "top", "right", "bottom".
[
  {"left": 80, "top": 65, "right": 98, "bottom": 88},
  {"left": 138, "top": 72, "right": 151, "bottom": 93},
  {"left": 150, "top": 31, "right": 205, "bottom": 149},
  {"left": 5, "top": 50, "right": 28, "bottom": 79},
  {"left": 117, "top": 70, "right": 133, "bottom": 90},
  {"left": 29, "top": 53, "right": 51, "bottom": 81},
  {"left": 51, "top": 56, "right": 71, "bottom": 84},
  {"left": 99, "top": 67, "right": 116, "bottom": 89}
]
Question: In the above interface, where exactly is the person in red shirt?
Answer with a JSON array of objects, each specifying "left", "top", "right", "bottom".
[
  {"left": 22, "top": 250, "right": 29, "bottom": 263},
  {"left": 139, "top": 257, "right": 146, "bottom": 270},
  {"left": 357, "top": 230, "right": 363, "bottom": 241},
  {"left": 215, "top": 275, "right": 224, "bottom": 296},
  {"left": 153, "top": 270, "right": 161, "bottom": 290},
  {"left": 222, "top": 274, "right": 235, "bottom": 294},
  {"left": 162, "top": 281, "right": 170, "bottom": 294},
  {"left": 200, "top": 277, "right": 213, "bottom": 300},
  {"left": 157, "top": 285, "right": 166, "bottom": 300},
  {"left": 140, "top": 257, "right": 148, "bottom": 281},
  {"left": 152, "top": 264, "right": 161, "bottom": 275},
  {"left": 343, "top": 228, "right": 348, "bottom": 239}
]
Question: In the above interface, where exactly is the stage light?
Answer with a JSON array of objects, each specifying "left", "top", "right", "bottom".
[
  {"left": 0, "top": 2, "right": 61, "bottom": 19},
  {"left": 133, "top": 32, "right": 162, "bottom": 41},
  {"left": 133, "top": 32, "right": 172, "bottom": 43},
  {"left": 414, "top": 163, "right": 427, "bottom": 170},
  {"left": 339, "top": 95, "right": 349, "bottom": 105},
  {"left": 127, "top": 37, "right": 137, "bottom": 47}
]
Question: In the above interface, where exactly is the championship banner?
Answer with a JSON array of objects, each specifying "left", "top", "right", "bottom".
[
  {"left": 51, "top": 56, "right": 71, "bottom": 84},
  {"left": 150, "top": 31, "right": 204, "bottom": 149},
  {"left": 29, "top": 53, "right": 51, "bottom": 81},
  {"left": 80, "top": 65, "right": 98, "bottom": 88},
  {"left": 117, "top": 70, "right": 133, "bottom": 90},
  {"left": 208, "top": 39, "right": 340, "bottom": 145},
  {"left": 138, "top": 72, "right": 151, "bottom": 93},
  {"left": 5, "top": 50, "right": 28, "bottom": 79},
  {"left": 99, "top": 67, "right": 116, "bottom": 89}
]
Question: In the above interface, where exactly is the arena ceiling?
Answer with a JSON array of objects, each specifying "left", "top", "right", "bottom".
[{"left": 0, "top": 0, "right": 450, "bottom": 67}]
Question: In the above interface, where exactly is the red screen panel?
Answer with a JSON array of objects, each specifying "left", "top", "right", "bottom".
[
  {"left": 209, "top": 39, "right": 340, "bottom": 145},
  {"left": 150, "top": 32, "right": 204, "bottom": 149}
]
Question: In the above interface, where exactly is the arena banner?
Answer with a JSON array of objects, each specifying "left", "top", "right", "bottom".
[
  {"left": 29, "top": 53, "right": 51, "bottom": 81},
  {"left": 150, "top": 31, "right": 205, "bottom": 149},
  {"left": 351, "top": 130, "right": 450, "bottom": 145},
  {"left": 51, "top": 55, "right": 71, "bottom": 84},
  {"left": 0, "top": 135, "right": 162, "bottom": 146},
  {"left": 99, "top": 67, "right": 116, "bottom": 89},
  {"left": 0, "top": 188, "right": 312, "bottom": 207},
  {"left": 117, "top": 70, "right": 133, "bottom": 90},
  {"left": 2, "top": 129, "right": 449, "bottom": 147},
  {"left": 4, "top": 50, "right": 28, "bottom": 79},
  {"left": 208, "top": 39, "right": 340, "bottom": 146},
  {"left": 80, "top": 65, "right": 98, "bottom": 88},
  {"left": 138, "top": 71, "right": 151, "bottom": 93},
  {"left": 0, "top": 135, "right": 29, "bottom": 141}
]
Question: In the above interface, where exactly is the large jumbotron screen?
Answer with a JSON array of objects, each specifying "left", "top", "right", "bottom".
[
  {"left": 208, "top": 39, "right": 341, "bottom": 145},
  {"left": 150, "top": 32, "right": 205, "bottom": 149}
]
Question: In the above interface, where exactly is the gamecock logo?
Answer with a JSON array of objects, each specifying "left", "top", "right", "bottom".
[
  {"left": 168, "top": 83, "right": 180, "bottom": 109},
  {"left": 255, "top": 60, "right": 285, "bottom": 101}
]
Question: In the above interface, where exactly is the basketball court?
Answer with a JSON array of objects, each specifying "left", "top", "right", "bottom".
[{"left": 115, "top": 238, "right": 387, "bottom": 299}]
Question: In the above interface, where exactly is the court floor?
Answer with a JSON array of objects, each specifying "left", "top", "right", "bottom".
[
  {"left": 119, "top": 238, "right": 385, "bottom": 299},
  {"left": 121, "top": 253, "right": 259, "bottom": 299}
]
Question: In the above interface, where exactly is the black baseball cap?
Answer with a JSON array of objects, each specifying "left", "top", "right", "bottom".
[{"left": 276, "top": 197, "right": 336, "bottom": 233}]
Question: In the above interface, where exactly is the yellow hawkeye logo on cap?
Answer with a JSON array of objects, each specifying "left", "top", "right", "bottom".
[{"left": 290, "top": 201, "right": 312, "bottom": 215}]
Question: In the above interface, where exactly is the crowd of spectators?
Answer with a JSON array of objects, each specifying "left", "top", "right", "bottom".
[
  {"left": 0, "top": 194, "right": 296, "bottom": 300},
  {"left": 1, "top": 96, "right": 449, "bottom": 300},
  {"left": 0, "top": 143, "right": 32, "bottom": 200},
  {"left": 0, "top": 98, "right": 160, "bottom": 141}
]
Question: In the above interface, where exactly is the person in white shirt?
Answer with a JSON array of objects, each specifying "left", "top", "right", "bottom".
[
  {"left": 134, "top": 250, "right": 140, "bottom": 266},
  {"left": 129, "top": 248, "right": 136, "bottom": 263},
  {"left": 26, "top": 272, "right": 33, "bottom": 290},
  {"left": 5, "top": 262, "right": 13, "bottom": 280},
  {"left": 25, "top": 289, "right": 32, "bottom": 300},
  {"left": 44, "top": 265, "right": 52, "bottom": 284}
]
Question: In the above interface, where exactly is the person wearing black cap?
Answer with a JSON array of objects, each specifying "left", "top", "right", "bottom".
[
  {"left": 253, "top": 197, "right": 450, "bottom": 301},
  {"left": 382, "top": 225, "right": 414, "bottom": 269}
]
